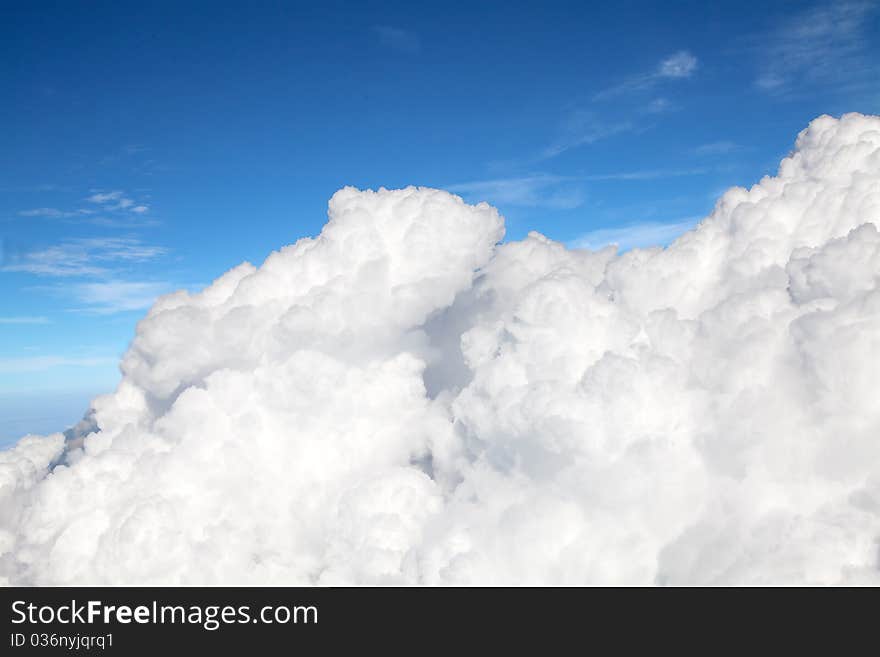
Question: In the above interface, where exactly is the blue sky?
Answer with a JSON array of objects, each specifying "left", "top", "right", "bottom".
[{"left": 1, "top": 0, "right": 879, "bottom": 443}]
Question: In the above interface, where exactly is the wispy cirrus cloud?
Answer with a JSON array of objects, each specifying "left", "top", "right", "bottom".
[
  {"left": 488, "top": 113, "right": 635, "bottom": 168},
  {"left": 540, "top": 112, "right": 634, "bottom": 160},
  {"left": 692, "top": 140, "right": 743, "bottom": 156},
  {"left": 2, "top": 237, "right": 167, "bottom": 277},
  {"left": 67, "top": 280, "right": 177, "bottom": 314},
  {"left": 583, "top": 167, "right": 707, "bottom": 181},
  {"left": 86, "top": 189, "right": 149, "bottom": 213},
  {"left": 657, "top": 51, "right": 699, "bottom": 78},
  {"left": 499, "top": 52, "right": 696, "bottom": 166},
  {"left": 642, "top": 97, "right": 677, "bottom": 114},
  {"left": 87, "top": 190, "right": 126, "bottom": 204},
  {"left": 373, "top": 25, "right": 420, "bottom": 53},
  {"left": 753, "top": 1, "right": 878, "bottom": 95},
  {"left": 593, "top": 50, "right": 698, "bottom": 101},
  {"left": 572, "top": 217, "right": 701, "bottom": 251},
  {"left": 84, "top": 216, "right": 159, "bottom": 229},
  {"left": 0, "top": 184, "right": 66, "bottom": 193},
  {"left": 17, "top": 208, "right": 94, "bottom": 219},
  {"left": 16, "top": 189, "right": 152, "bottom": 225},
  {"left": 4, "top": 186, "right": 170, "bottom": 312},
  {"left": 450, "top": 168, "right": 709, "bottom": 210},
  {"left": 449, "top": 175, "right": 585, "bottom": 209},
  {"left": 0, "top": 316, "right": 51, "bottom": 325}
]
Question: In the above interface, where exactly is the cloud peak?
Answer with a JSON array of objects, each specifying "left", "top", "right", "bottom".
[{"left": 2, "top": 114, "right": 880, "bottom": 585}]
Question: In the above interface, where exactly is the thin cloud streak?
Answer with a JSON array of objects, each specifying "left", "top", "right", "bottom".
[
  {"left": 18, "top": 208, "right": 94, "bottom": 219},
  {"left": 449, "top": 175, "right": 584, "bottom": 209},
  {"left": 0, "top": 316, "right": 51, "bottom": 325},
  {"left": 693, "top": 141, "right": 743, "bottom": 156},
  {"left": 583, "top": 167, "right": 708, "bottom": 181},
  {"left": 2, "top": 237, "right": 167, "bottom": 277},
  {"left": 87, "top": 189, "right": 148, "bottom": 213},
  {"left": 593, "top": 50, "right": 698, "bottom": 101},
  {"left": 541, "top": 118, "right": 634, "bottom": 160},
  {"left": 373, "top": 25, "right": 420, "bottom": 53},
  {"left": 451, "top": 168, "right": 709, "bottom": 209},
  {"left": 67, "top": 280, "right": 177, "bottom": 314},
  {"left": 753, "top": 1, "right": 878, "bottom": 95},
  {"left": 15, "top": 188, "right": 151, "bottom": 224},
  {"left": 642, "top": 97, "right": 677, "bottom": 114},
  {"left": 572, "top": 217, "right": 701, "bottom": 251}
]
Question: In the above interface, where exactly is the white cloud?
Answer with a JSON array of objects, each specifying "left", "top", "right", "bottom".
[
  {"left": 2, "top": 114, "right": 880, "bottom": 585},
  {"left": 657, "top": 51, "right": 698, "bottom": 78},
  {"left": 86, "top": 190, "right": 146, "bottom": 213},
  {"left": 373, "top": 25, "right": 420, "bottom": 53},
  {"left": 594, "top": 50, "right": 699, "bottom": 100},
  {"left": 86, "top": 190, "right": 125, "bottom": 204},
  {"left": 17, "top": 190, "right": 151, "bottom": 223}
]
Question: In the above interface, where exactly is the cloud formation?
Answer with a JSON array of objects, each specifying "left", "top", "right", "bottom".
[
  {"left": 87, "top": 190, "right": 148, "bottom": 214},
  {"left": 541, "top": 112, "right": 633, "bottom": 159},
  {"left": 2, "top": 236, "right": 172, "bottom": 314},
  {"left": 450, "top": 169, "right": 707, "bottom": 210},
  {"left": 571, "top": 217, "right": 700, "bottom": 251},
  {"left": 657, "top": 51, "right": 698, "bottom": 78},
  {"left": 2, "top": 237, "right": 166, "bottom": 277},
  {"left": 449, "top": 175, "right": 584, "bottom": 209},
  {"left": 693, "top": 140, "right": 742, "bottom": 156},
  {"left": 754, "top": 1, "right": 878, "bottom": 94},
  {"left": 17, "top": 208, "right": 93, "bottom": 219},
  {"left": 643, "top": 97, "right": 676, "bottom": 114},
  {"left": 68, "top": 280, "right": 179, "bottom": 314},
  {"left": 373, "top": 25, "right": 420, "bottom": 53},
  {"left": 0, "top": 316, "right": 50, "bottom": 325},
  {"left": 594, "top": 50, "right": 698, "bottom": 100},
  {"left": 1, "top": 114, "right": 879, "bottom": 585},
  {"left": 15, "top": 189, "right": 152, "bottom": 227}
]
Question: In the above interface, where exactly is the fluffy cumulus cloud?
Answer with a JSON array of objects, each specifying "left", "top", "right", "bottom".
[{"left": 2, "top": 114, "right": 880, "bottom": 585}]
